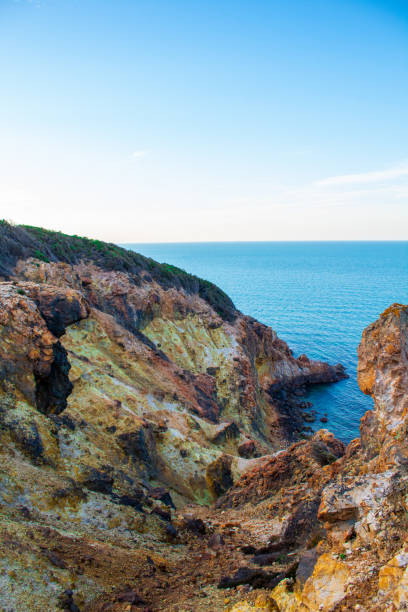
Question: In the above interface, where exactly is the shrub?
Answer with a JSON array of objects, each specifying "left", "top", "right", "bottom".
[{"left": 33, "top": 249, "right": 50, "bottom": 263}]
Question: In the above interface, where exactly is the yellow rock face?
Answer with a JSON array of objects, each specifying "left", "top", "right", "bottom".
[
  {"left": 229, "top": 593, "right": 279, "bottom": 611},
  {"left": 376, "top": 552, "right": 408, "bottom": 611},
  {"left": 393, "top": 567, "right": 408, "bottom": 610},
  {"left": 270, "top": 579, "right": 301, "bottom": 612},
  {"left": 378, "top": 551, "right": 408, "bottom": 592},
  {"left": 300, "top": 554, "right": 350, "bottom": 611}
]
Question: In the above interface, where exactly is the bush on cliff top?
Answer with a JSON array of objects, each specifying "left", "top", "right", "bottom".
[{"left": 0, "top": 221, "right": 236, "bottom": 322}]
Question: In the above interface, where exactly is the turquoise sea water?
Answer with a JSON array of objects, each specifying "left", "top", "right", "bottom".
[{"left": 124, "top": 242, "right": 408, "bottom": 442}]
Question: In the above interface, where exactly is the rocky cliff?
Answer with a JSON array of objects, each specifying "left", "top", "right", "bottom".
[
  {"left": 224, "top": 303, "right": 408, "bottom": 612},
  {"left": 4, "top": 225, "right": 407, "bottom": 612},
  {"left": 0, "top": 222, "right": 347, "bottom": 611}
]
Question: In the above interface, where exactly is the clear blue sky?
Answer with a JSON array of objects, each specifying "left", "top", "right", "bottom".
[{"left": 1, "top": 0, "right": 407, "bottom": 241}]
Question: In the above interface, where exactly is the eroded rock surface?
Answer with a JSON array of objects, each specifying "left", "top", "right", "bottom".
[
  {"left": 3, "top": 225, "right": 408, "bottom": 612},
  {"left": 0, "top": 223, "right": 347, "bottom": 611},
  {"left": 229, "top": 303, "right": 408, "bottom": 612},
  {"left": 2, "top": 225, "right": 407, "bottom": 612}
]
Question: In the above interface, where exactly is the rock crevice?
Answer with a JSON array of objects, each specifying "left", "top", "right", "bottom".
[{"left": 34, "top": 341, "right": 73, "bottom": 415}]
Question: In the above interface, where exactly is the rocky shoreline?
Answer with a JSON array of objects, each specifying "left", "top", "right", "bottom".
[
  {"left": 0, "top": 222, "right": 406, "bottom": 611},
  {"left": 266, "top": 374, "right": 347, "bottom": 442}
]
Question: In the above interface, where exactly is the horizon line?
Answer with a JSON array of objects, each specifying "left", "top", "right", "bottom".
[{"left": 120, "top": 239, "right": 408, "bottom": 245}]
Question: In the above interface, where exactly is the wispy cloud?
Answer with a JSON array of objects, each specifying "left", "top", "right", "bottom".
[
  {"left": 131, "top": 150, "right": 148, "bottom": 160},
  {"left": 316, "top": 161, "right": 408, "bottom": 187}
]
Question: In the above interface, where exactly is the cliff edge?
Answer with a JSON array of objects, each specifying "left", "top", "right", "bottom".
[
  {"left": 2, "top": 223, "right": 406, "bottom": 611},
  {"left": 0, "top": 222, "right": 346, "bottom": 611}
]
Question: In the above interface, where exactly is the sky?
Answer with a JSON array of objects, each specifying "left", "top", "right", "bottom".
[{"left": 0, "top": 0, "right": 407, "bottom": 242}]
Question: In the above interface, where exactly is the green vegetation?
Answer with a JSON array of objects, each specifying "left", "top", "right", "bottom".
[
  {"left": 0, "top": 221, "right": 236, "bottom": 321},
  {"left": 33, "top": 249, "right": 50, "bottom": 263}
]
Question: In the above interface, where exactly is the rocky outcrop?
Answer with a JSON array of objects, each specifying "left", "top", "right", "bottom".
[
  {"left": 0, "top": 223, "right": 348, "bottom": 611},
  {"left": 7, "top": 224, "right": 408, "bottom": 612},
  {"left": 358, "top": 303, "right": 408, "bottom": 469},
  {"left": 1, "top": 226, "right": 406, "bottom": 611},
  {"left": 227, "top": 303, "right": 408, "bottom": 612}
]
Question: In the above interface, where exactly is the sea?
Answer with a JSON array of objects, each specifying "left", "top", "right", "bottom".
[{"left": 124, "top": 242, "right": 408, "bottom": 443}]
